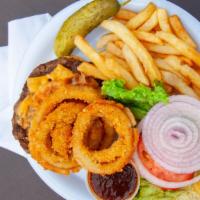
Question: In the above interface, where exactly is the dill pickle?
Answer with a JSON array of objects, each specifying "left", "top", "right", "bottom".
[{"left": 54, "top": 0, "right": 120, "bottom": 57}]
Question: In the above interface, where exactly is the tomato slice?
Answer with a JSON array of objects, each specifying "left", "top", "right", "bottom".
[{"left": 138, "top": 136, "right": 194, "bottom": 183}]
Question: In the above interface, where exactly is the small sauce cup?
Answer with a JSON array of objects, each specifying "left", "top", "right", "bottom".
[{"left": 86, "top": 160, "right": 140, "bottom": 200}]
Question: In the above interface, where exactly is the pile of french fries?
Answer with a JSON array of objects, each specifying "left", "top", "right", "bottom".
[{"left": 74, "top": 3, "right": 200, "bottom": 99}]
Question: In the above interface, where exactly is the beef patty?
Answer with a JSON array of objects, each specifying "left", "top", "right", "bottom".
[{"left": 12, "top": 56, "right": 82, "bottom": 152}]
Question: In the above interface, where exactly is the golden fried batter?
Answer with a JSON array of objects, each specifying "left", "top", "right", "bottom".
[{"left": 72, "top": 100, "right": 139, "bottom": 175}]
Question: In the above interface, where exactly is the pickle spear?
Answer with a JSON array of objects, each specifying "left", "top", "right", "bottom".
[{"left": 54, "top": 0, "right": 120, "bottom": 57}]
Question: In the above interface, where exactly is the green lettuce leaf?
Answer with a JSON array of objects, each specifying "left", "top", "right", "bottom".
[
  {"left": 135, "top": 179, "right": 182, "bottom": 200},
  {"left": 101, "top": 79, "right": 168, "bottom": 119}
]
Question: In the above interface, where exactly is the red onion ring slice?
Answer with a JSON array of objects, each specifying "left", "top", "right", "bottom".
[{"left": 142, "top": 95, "right": 200, "bottom": 174}]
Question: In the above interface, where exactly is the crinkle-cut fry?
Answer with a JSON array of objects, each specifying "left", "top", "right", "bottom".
[
  {"left": 155, "top": 58, "right": 190, "bottom": 84},
  {"left": 169, "top": 15, "right": 197, "bottom": 48},
  {"left": 143, "top": 42, "right": 181, "bottom": 55},
  {"left": 96, "top": 34, "right": 119, "bottom": 49},
  {"left": 138, "top": 10, "right": 158, "bottom": 32},
  {"left": 74, "top": 35, "right": 112, "bottom": 79},
  {"left": 114, "top": 40, "right": 124, "bottom": 49},
  {"left": 157, "top": 8, "right": 172, "bottom": 33},
  {"left": 133, "top": 30, "right": 163, "bottom": 45},
  {"left": 101, "top": 51, "right": 131, "bottom": 72},
  {"left": 162, "top": 71, "right": 199, "bottom": 99},
  {"left": 106, "top": 42, "right": 124, "bottom": 59},
  {"left": 122, "top": 44, "right": 150, "bottom": 86},
  {"left": 101, "top": 20, "right": 161, "bottom": 84},
  {"left": 127, "top": 3, "right": 156, "bottom": 29},
  {"left": 78, "top": 62, "right": 108, "bottom": 80},
  {"left": 164, "top": 56, "right": 200, "bottom": 89},
  {"left": 115, "top": 9, "right": 136, "bottom": 20},
  {"left": 105, "top": 57, "right": 138, "bottom": 89},
  {"left": 156, "top": 31, "right": 200, "bottom": 67}
]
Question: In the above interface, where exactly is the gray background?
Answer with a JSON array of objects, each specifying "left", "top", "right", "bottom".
[{"left": 0, "top": 0, "right": 199, "bottom": 199}]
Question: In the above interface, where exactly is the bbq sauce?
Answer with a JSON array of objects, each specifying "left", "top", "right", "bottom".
[{"left": 88, "top": 164, "right": 138, "bottom": 200}]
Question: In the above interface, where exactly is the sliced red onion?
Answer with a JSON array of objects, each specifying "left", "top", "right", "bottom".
[
  {"left": 141, "top": 95, "right": 200, "bottom": 174},
  {"left": 133, "top": 152, "right": 200, "bottom": 188}
]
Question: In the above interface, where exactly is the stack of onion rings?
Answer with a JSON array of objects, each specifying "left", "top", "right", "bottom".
[
  {"left": 29, "top": 102, "right": 85, "bottom": 174},
  {"left": 29, "top": 83, "right": 102, "bottom": 175}
]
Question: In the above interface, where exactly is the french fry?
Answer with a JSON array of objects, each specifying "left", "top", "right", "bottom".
[
  {"left": 169, "top": 15, "right": 196, "bottom": 48},
  {"left": 192, "top": 85, "right": 200, "bottom": 97},
  {"left": 114, "top": 19, "right": 127, "bottom": 25},
  {"left": 133, "top": 30, "right": 163, "bottom": 45},
  {"left": 78, "top": 62, "right": 107, "bottom": 80},
  {"left": 101, "top": 20, "right": 161, "bottom": 84},
  {"left": 196, "top": 68, "right": 200, "bottom": 75},
  {"left": 127, "top": 3, "right": 156, "bottom": 29},
  {"left": 162, "top": 71, "right": 198, "bottom": 98},
  {"left": 101, "top": 51, "right": 131, "bottom": 72},
  {"left": 105, "top": 57, "right": 138, "bottom": 89},
  {"left": 157, "top": 8, "right": 172, "bottom": 33},
  {"left": 114, "top": 40, "right": 124, "bottom": 49},
  {"left": 156, "top": 31, "right": 200, "bottom": 67},
  {"left": 106, "top": 42, "right": 124, "bottom": 59},
  {"left": 163, "top": 83, "right": 174, "bottom": 94},
  {"left": 155, "top": 58, "right": 176, "bottom": 72},
  {"left": 153, "top": 24, "right": 161, "bottom": 32},
  {"left": 143, "top": 42, "right": 181, "bottom": 55},
  {"left": 96, "top": 34, "right": 118, "bottom": 49},
  {"left": 74, "top": 35, "right": 112, "bottom": 79},
  {"left": 138, "top": 10, "right": 158, "bottom": 31},
  {"left": 115, "top": 9, "right": 136, "bottom": 20},
  {"left": 155, "top": 58, "right": 190, "bottom": 84},
  {"left": 165, "top": 56, "right": 200, "bottom": 88},
  {"left": 122, "top": 45, "right": 150, "bottom": 85},
  {"left": 179, "top": 56, "right": 193, "bottom": 66},
  {"left": 150, "top": 52, "right": 167, "bottom": 59}
]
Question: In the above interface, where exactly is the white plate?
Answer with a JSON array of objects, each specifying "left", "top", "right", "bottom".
[{"left": 14, "top": 0, "right": 200, "bottom": 199}]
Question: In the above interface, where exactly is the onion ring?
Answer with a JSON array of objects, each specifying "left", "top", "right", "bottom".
[
  {"left": 72, "top": 100, "right": 138, "bottom": 175},
  {"left": 29, "top": 83, "right": 101, "bottom": 174},
  {"left": 29, "top": 102, "right": 85, "bottom": 175},
  {"left": 30, "top": 83, "right": 101, "bottom": 130},
  {"left": 142, "top": 95, "right": 200, "bottom": 174}
]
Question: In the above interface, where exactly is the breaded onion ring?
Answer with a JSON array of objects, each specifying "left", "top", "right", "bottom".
[
  {"left": 29, "top": 84, "right": 102, "bottom": 174},
  {"left": 30, "top": 83, "right": 101, "bottom": 129},
  {"left": 29, "top": 102, "right": 85, "bottom": 174},
  {"left": 72, "top": 100, "right": 139, "bottom": 175}
]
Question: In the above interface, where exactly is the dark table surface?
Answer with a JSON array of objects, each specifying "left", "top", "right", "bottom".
[{"left": 0, "top": 0, "right": 199, "bottom": 200}]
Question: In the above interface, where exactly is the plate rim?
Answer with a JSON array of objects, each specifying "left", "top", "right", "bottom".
[{"left": 15, "top": 0, "right": 200, "bottom": 199}]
